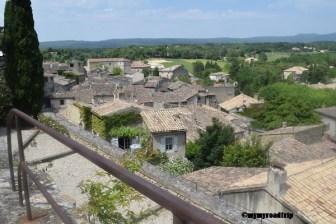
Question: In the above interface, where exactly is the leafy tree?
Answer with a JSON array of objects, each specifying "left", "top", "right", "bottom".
[
  {"left": 204, "top": 61, "right": 221, "bottom": 72},
  {"left": 243, "top": 83, "right": 328, "bottom": 130},
  {"left": 222, "top": 136, "right": 270, "bottom": 167},
  {"left": 152, "top": 67, "right": 159, "bottom": 76},
  {"left": 258, "top": 52, "right": 268, "bottom": 62},
  {"left": 111, "top": 67, "right": 122, "bottom": 76},
  {"left": 142, "top": 67, "right": 152, "bottom": 77},
  {"left": 186, "top": 141, "right": 200, "bottom": 161},
  {"left": 160, "top": 158, "right": 194, "bottom": 176},
  {"left": 300, "top": 64, "right": 329, "bottom": 84},
  {"left": 4, "top": 0, "right": 44, "bottom": 117},
  {"left": 192, "top": 61, "right": 204, "bottom": 76},
  {"left": 190, "top": 118, "right": 235, "bottom": 170},
  {"left": 229, "top": 57, "right": 240, "bottom": 77}
]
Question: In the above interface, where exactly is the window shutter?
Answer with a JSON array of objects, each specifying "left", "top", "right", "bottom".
[{"left": 160, "top": 136, "right": 165, "bottom": 153}]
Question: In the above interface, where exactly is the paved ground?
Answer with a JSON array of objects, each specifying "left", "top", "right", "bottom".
[{"left": 0, "top": 127, "right": 172, "bottom": 223}]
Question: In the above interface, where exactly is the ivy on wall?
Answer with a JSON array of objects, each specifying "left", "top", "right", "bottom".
[
  {"left": 92, "top": 114, "right": 108, "bottom": 139},
  {"left": 79, "top": 105, "right": 92, "bottom": 130},
  {"left": 110, "top": 127, "right": 144, "bottom": 138},
  {"left": 92, "top": 112, "right": 142, "bottom": 140},
  {"left": 74, "top": 101, "right": 143, "bottom": 141}
]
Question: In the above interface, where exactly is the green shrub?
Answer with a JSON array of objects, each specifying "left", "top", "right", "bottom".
[
  {"left": 38, "top": 114, "right": 69, "bottom": 136},
  {"left": 222, "top": 136, "right": 270, "bottom": 168},
  {"left": 160, "top": 157, "right": 194, "bottom": 176}
]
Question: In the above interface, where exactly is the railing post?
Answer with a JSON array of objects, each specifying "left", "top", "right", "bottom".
[
  {"left": 16, "top": 116, "right": 33, "bottom": 220},
  {"left": 17, "top": 162, "right": 24, "bottom": 206},
  {"left": 7, "top": 119, "right": 16, "bottom": 191}
]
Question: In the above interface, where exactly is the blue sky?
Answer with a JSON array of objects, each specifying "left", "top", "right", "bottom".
[{"left": 1, "top": 0, "right": 336, "bottom": 41}]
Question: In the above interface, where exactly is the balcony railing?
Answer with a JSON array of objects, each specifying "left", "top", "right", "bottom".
[{"left": 6, "top": 108, "right": 225, "bottom": 224}]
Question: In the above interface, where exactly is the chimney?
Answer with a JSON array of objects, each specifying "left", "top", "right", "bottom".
[{"left": 266, "top": 161, "right": 287, "bottom": 198}]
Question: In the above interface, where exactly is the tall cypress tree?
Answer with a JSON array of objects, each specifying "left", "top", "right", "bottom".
[
  {"left": 4, "top": 0, "right": 44, "bottom": 117},
  {"left": 0, "top": 27, "right": 12, "bottom": 124}
]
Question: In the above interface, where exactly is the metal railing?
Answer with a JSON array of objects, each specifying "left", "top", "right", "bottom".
[{"left": 6, "top": 109, "right": 225, "bottom": 224}]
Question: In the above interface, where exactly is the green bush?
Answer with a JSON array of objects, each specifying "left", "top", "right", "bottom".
[
  {"left": 111, "top": 67, "right": 122, "bottom": 76},
  {"left": 160, "top": 157, "right": 194, "bottom": 176},
  {"left": 222, "top": 136, "right": 270, "bottom": 168},
  {"left": 243, "top": 83, "right": 336, "bottom": 130},
  {"left": 189, "top": 118, "right": 235, "bottom": 170},
  {"left": 38, "top": 114, "right": 69, "bottom": 136},
  {"left": 93, "top": 112, "right": 142, "bottom": 140},
  {"left": 110, "top": 127, "right": 144, "bottom": 138}
]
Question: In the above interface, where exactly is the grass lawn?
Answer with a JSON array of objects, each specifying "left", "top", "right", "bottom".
[
  {"left": 266, "top": 52, "right": 291, "bottom": 62},
  {"left": 155, "top": 58, "right": 230, "bottom": 73}
]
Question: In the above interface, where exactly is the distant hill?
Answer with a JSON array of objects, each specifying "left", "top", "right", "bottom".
[{"left": 40, "top": 33, "right": 336, "bottom": 49}]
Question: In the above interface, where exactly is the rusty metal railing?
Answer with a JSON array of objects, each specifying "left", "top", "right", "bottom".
[{"left": 7, "top": 109, "right": 225, "bottom": 224}]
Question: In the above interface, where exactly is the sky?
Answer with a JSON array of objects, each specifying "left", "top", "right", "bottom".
[{"left": 0, "top": 0, "right": 336, "bottom": 42}]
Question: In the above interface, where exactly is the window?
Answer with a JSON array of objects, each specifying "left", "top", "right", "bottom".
[
  {"left": 60, "top": 99, "right": 65, "bottom": 105},
  {"left": 165, "top": 137, "right": 173, "bottom": 151}
]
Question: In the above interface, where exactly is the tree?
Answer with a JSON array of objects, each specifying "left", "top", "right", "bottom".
[
  {"left": 0, "top": 21, "right": 12, "bottom": 124},
  {"left": 4, "top": 0, "right": 44, "bottom": 117},
  {"left": 301, "top": 64, "right": 329, "bottom": 84},
  {"left": 229, "top": 57, "right": 240, "bottom": 77},
  {"left": 111, "top": 67, "right": 122, "bottom": 76},
  {"left": 188, "top": 118, "right": 235, "bottom": 169},
  {"left": 258, "top": 52, "right": 268, "bottom": 62},
  {"left": 192, "top": 61, "right": 204, "bottom": 76},
  {"left": 142, "top": 67, "right": 152, "bottom": 77},
  {"left": 244, "top": 83, "right": 326, "bottom": 130},
  {"left": 0, "top": 61, "right": 12, "bottom": 124},
  {"left": 222, "top": 136, "right": 270, "bottom": 167},
  {"left": 204, "top": 61, "right": 221, "bottom": 72},
  {"left": 152, "top": 67, "right": 159, "bottom": 76}
]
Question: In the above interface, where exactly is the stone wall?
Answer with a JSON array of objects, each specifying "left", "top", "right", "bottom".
[
  {"left": 258, "top": 124, "right": 326, "bottom": 145},
  {"left": 294, "top": 124, "right": 325, "bottom": 144},
  {"left": 49, "top": 113, "right": 299, "bottom": 224},
  {"left": 59, "top": 103, "right": 81, "bottom": 126}
]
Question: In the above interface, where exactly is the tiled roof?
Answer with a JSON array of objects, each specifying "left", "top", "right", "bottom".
[
  {"left": 219, "top": 94, "right": 261, "bottom": 112},
  {"left": 159, "top": 65, "right": 182, "bottom": 72},
  {"left": 87, "top": 58, "right": 130, "bottom": 63},
  {"left": 141, "top": 109, "right": 186, "bottom": 133},
  {"left": 152, "top": 85, "right": 199, "bottom": 103},
  {"left": 270, "top": 137, "right": 336, "bottom": 164},
  {"left": 283, "top": 158, "right": 336, "bottom": 224},
  {"left": 284, "top": 66, "right": 308, "bottom": 73},
  {"left": 131, "top": 61, "right": 150, "bottom": 68},
  {"left": 184, "top": 167, "right": 268, "bottom": 195},
  {"left": 141, "top": 106, "right": 245, "bottom": 140},
  {"left": 92, "top": 99, "right": 145, "bottom": 117},
  {"left": 316, "top": 106, "right": 336, "bottom": 119},
  {"left": 260, "top": 124, "right": 322, "bottom": 135}
]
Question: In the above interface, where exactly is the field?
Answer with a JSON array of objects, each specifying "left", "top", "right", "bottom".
[
  {"left": 266, "top": 52, "right": 291, "bottom": 61},
  {"left": 148, "top": 58, "right": 230, "bottom": 73}
]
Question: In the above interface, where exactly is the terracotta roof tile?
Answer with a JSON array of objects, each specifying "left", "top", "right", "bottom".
[{"left": 219, "top": 93, "right": 261, "bottom": 112}]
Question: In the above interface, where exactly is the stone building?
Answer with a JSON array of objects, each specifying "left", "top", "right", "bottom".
[
  {"left": 141, "top": 109, "right": 187, "bottom": 158},
  {"left": 159, "top": 65, "right": 189, "bottom": 80},
  {"left": 283, "top": 66, "right": 308, "bottom": 81},
  {"left": 219, "top": 93, "right": 262, "bottom": 113},
  {"left": 316, "top": 106, "right": 336, "bottom": 137},
  {"left": 185, "top": 155, "right": 336, "bottom": 224},
  {"left": 87, "top": 58, "right": 131, "bottom": 74}
]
